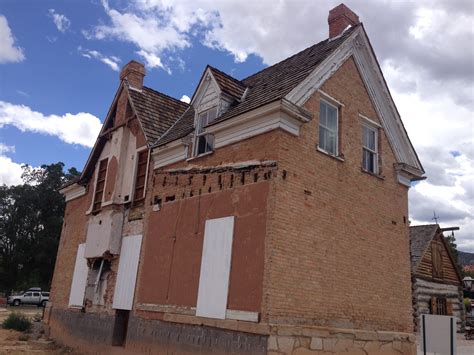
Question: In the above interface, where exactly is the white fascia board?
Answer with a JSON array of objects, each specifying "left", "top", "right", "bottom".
[
  {"left": 190, "top": 67, "right": 222, "bottom": 107},
  {"left": 152, "top": 140, "right": 188, "bottom": 169},
  {"left": 285, "top": 26, "right": 424, "bottom": 179},
  {"left": 206, "top": 100, "right": 308, "bottom": 149},
  {"left": 60, "top": 183, "right": 87, "bottom": 202}
]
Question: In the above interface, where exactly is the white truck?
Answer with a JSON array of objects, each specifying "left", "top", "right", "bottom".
[{"left": 7, "top": 288, "right": 49, "bottom": 307}]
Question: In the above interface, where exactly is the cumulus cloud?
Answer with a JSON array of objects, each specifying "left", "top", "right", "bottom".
[
  {"left": 180, "top": 95, "right": 191, "bottom": 104},
  {"left": 78, "top": 46, "right": 121, "bottom": 71},
  {"left": 0, "top": 143, "right": 23, "bottom": 185},
  {"left": 48, "top": 9, "right": 71, "bottom": 33},
  {"left": 0, "top": 101, "right": 102, "bottom": 148},
  {"left": 0, "top": 15, "right": 25, "bottom": 64},
  {"left": 136, "top": 49, "right": 170, "bottom": 73}
]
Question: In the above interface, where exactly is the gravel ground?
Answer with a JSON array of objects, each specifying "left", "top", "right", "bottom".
[{"left": 0, "top": 306, "right": 74, "bottom": 354}]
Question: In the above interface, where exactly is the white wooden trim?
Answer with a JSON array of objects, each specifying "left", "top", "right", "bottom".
[
  {"left": 318, "top": 90, "right": 345, "bottom": 107},
  {"left": 196, "top": 216, "right": 235, "bottom": 319},
  {"left": 60, "top": 184, "right": 86, "bottom": 202},
  {"left": 68, "top": 244, "right": 88, "bottom": 308},
  {"left": 285, "top": 26, "right": 424, "bottom": 178},
  {"left": 153, "top": 143, "right": 188, "bottom": 169},
  {"left": 359, "top": 113, "right": 381, "bottom": 128},
  {"left": 112, "top": 235, "right": 143, "bottom": 310}
]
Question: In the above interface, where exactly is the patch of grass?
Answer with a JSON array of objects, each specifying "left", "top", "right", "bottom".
[{"left": 2, "top": 312, "right": 32, "bottom": 332}]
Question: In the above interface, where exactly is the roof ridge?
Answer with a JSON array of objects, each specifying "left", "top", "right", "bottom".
[
  {"left": 142, "top": 85, "right": 189, "bottom": 107},
  {"left": 410, "top": 224, "right": 439, "bottom": 228},
  {"left": 242, "top": 25, "right": 359, "bottom": 84},
  {"left": 208, "top": 65, "right": 246, "bottom": 87},
  {"left": 152, "top": 105, "right": 193, "bottom": 147}
]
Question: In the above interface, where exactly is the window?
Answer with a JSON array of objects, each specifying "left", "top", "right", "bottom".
[
  {"left": 93, "top": 159, "right": 108, "bottom": 212},
  {"left": 431, "top": 297, "right": 447, "bottom": 315},
  {"left": 319, "top": 100, "right": 339, "bottom": 155},
  {"left": 432, "top": 242, "right": 444, "bottom": 279},
  {"left": 362, "top": 124, "right": 378, "bottom": 173},
  {"left": 133, "top": 150, "right": 148, "bottom": 204},
  {"left": 194, "top": 108, "right": 217, "bottom": 156}
]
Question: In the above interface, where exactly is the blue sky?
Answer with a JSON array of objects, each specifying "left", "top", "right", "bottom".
[{"left": 0, "top": 0, "right": 472, "bottom": 250}]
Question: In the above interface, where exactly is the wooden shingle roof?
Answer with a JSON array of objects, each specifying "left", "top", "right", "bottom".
[
  {"left": 128, "top": 86, "right": 189, "bottom": 144},
  {"left": 154, "top": 26, "right": 357, "bottom": 147},
  {"left": 409, "top": 224, "right": 439, "bottom": 271}
]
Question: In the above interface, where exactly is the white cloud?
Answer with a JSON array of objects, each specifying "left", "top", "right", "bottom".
[
  {"left": 0, "top": 15, "right": 25, "bottom": 64},
  {"left": 78, "top": 46, "right": 121, "bottom": 71},
  {"left": 0, "top": 101, "right": 102, "bottom": 148},
  {"left": 0, "top": 144, "right": 23, "bottom": 185},
  {"left": 136, "top": 49, "right": 170, "bottom": 73},
  {"left": 180, "top": 95, "right": 190, "bottom": 104},
  {"left": 48, "top": 9, "right": 71, "bottom": 33}
]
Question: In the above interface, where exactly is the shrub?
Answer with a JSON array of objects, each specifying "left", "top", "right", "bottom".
[{"left": 2, "top": 313, "right": 32, "bottom": 332}]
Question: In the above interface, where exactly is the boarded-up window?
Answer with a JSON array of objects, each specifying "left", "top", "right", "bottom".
[
  {"left": 196, "top": 216, "right": 235, "bottom": 319},
  {"left": 432, "top": 242, "right": 444, "bottom": 279},
  {"left": 431, "top": 296, "right": 448, "bottom": 315},
  {"left": 68, "top": 244, "right": 88, "bottom": 308},
  {"left": 133, "top": 151, "right": 148, "bottom": 204},
  {"left": 93, "top": 159, "right": 108, "bottom": 212},
  {"left": 112, "top": 235, "right": 143, "bottom": 310}
]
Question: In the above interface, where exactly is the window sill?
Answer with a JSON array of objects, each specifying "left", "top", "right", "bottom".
[
  {"left": 186, "top": 150, "right": 214, "bottom": 162},
  {"left": 316, "top": 146, "right": 345, "bottom": 162},
  {"left": 360, "top": 168, "right": 385, "bottom": 180}
]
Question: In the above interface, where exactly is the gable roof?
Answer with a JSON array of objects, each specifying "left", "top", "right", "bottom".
[
  {"left": 409, "top": 224, "right": 439, "bottom": 271},
  {"left": 154, "top": 26, "right": 357, "bottom": 147},
  {"left": 79, "top": 84, "right": 188, "bottom": 183},
  {"left": 128, "top": 86, "right": 189, "bottom": 143},
  {"left": 208, "top": 66, "right": 247, "bottom": 100}
]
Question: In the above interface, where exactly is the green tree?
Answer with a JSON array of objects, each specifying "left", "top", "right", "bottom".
[
  {"left": 0, "top": 162, "right": 80, "bottom": 294},
  {"left": 444, "top": 232, "right": 464, "bottom": 277}
]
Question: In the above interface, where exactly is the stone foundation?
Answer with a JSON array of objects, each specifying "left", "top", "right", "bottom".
[{"left": 267, "top": 325, "right": 416, "bottom": 355}]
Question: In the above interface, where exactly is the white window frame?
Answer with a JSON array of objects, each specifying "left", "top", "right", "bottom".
[
  {"left": 194, "top": 107, "right": 217, "bottom": 157},
  {"left": 318, "top": 98, "right": 339, "bottom": 156},
  {"left": 361, "top": 122, "right": 379, "bottom": 174}
]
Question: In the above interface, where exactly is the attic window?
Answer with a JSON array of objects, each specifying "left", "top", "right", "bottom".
[
  {"left": 432, "top": 241, "right": 444, "bottom": 279},
  {"left": 133, "top": 150, "right": 148, "bottom": 204},
  {"left": 194, "top": 107, "right": 217, "bottom": 156},
  {"left": 318, "top": 99, "right": 339, "bottom": 156}
]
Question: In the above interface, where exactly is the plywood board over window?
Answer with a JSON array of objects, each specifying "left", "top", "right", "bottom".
[
  {"left": 196, "top": 216, "right": 235, "bottom": 319},
  {"left": 68, "top": 244, "right": 88, "bottom": 308},
  {"left": 113, "top": 235, "right": 143, "bottom": 310},
  {"left": 432, "top": 241, "right": 444, "bottom": 279}
]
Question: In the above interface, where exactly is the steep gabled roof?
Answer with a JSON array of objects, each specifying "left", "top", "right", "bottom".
[
  {"left": 79, "top": 84, "right": 188, "bottom": 183},
  {"left": 208, "top": 66, "right": 247, "bottom": 100},
  {"left": 409, "top": 224, "right": 439, "bottom": 271},
  {"left": 154, "top": 26, "right": 356, "bottom": 147},
  {"left": 128, "top": 86, "right": 189, "bottom": 143}
]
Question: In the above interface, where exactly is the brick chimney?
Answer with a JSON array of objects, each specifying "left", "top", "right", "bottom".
[
  {"left": 328, "top": 4, "right": 360, "bottom": 39},
  {"left": 120, "top": 60, "right": 145, "bottom": 89}
]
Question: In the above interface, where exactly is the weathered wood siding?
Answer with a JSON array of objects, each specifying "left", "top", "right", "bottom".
[{"left": 415, "top": 233, "right": 460, "bottom": 285}]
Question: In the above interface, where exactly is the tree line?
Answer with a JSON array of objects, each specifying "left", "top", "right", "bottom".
[{"left": 0, "top": 162, "right": 79, "bottom": 294}]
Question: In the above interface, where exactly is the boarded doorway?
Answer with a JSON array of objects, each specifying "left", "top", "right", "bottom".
[{"left": 112, "top": 309, "right": 130, "bottom": 346}]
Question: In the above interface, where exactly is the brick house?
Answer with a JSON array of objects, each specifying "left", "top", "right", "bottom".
[
  {"left": 409, "top": 225, "right": 464, "bottom": 332},
  {"left": 46, "top": 4, "right": 425, "bottom": 354}
]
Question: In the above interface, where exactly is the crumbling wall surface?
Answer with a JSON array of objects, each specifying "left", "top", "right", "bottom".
[
  {"left": 48, "top": 308, "right": 115, "bottom": 352},
  {"left": 49, "top": 308, "right": 267, "bottom": 354},
  {"left": 265, "top": 57, "right": 414, "bottom": 333},
  {"left": 125, "top": 316, "right": 268, "bottom": 354},
  {"left": 49, "top": 181, "right": 93, "bottom": 309},
  {"left": 137, "top": 170, "right": 274, "bottom": 313}
]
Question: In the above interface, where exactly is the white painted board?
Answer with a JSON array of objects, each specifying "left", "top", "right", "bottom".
[
  {"left": 112, "top": 235, "right": 143, "bottom": 310},
  {"left": 421, "top": 314, "right": 456, "bottom": 354},
  {"left": 68, "top": 243, "right": 88, "bottom": 308},
  {"left": 196, "top": 216, "right": 235, "bottom": 319}
]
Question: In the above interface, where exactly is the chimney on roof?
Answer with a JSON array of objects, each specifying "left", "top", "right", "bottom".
[
  {"left": 328, "top": 3, "right": 360, "bottom": 39},
  {"left": 120, "top": 60, "right": 145, "bottom": 89}
]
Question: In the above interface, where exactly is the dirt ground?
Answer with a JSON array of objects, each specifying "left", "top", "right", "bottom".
[{"left": 0, "top": 306, "right": 74, "bottom": 355}]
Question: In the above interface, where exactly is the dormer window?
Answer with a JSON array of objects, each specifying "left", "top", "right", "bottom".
[{"left": 194, "top": 107, "right": 217, "bottom": 156}]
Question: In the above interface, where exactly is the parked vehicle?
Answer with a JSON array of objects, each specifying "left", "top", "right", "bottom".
[{"left": 7, "top": 289, "right": 49, "bottom": 307}]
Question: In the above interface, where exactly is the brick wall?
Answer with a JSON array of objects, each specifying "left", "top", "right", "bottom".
[{"left": 264, "top": 57, "right": 413, "bottom": 333}]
